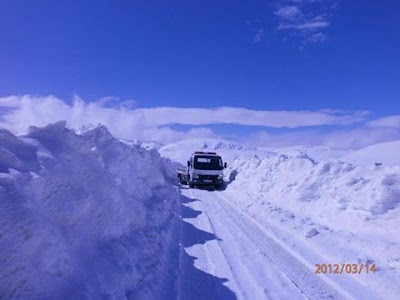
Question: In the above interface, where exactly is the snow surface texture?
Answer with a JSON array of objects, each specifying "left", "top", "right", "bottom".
[
  {"left": 267, "top": 145, "right": 351, "bottom": 162},
  {"left": 341, "top": 140, "right": 400, "bottom": 166},
  {"left": 2, "top": 127, "right": 400, "bottom": 299},
  {"left": 0, "top": 122, "right": 180, "bottom": 299},
  {"left": 225, "top": 152, "right": 400, "bottom": 299},
  {"left": 159, "top": 138, "right": 400, "bottom": 299}
]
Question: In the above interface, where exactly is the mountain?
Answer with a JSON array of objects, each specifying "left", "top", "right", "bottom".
[
  {"left": 341, "top": 140, "right": 400, "bottom": 166},
  {"left": 262, "top": 145, "right": 350, "bottom": 162},
  {"left": 159, "top": 138, "right": 274, "bottom": 164}
]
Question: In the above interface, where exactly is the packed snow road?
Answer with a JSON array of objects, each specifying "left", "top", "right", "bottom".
[{"left": 178, "top": 187, "right": 377, "bottom": 300}]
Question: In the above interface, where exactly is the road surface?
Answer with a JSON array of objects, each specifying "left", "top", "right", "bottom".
[{"left": 178, "top": 187, "right": 376, "bottom": 300}]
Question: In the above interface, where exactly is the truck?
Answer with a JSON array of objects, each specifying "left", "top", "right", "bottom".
[{"left": 177, "top": 151, "right": 227, "bottom": 189}]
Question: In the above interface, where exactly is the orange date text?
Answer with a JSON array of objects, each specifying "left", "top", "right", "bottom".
[{"left": 314, "top": 263, "right": 377, "bottom": 274}]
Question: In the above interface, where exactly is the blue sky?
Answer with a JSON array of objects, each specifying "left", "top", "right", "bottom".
[{"left": 0, "top": 1, "right": 400, "bottom": 148}]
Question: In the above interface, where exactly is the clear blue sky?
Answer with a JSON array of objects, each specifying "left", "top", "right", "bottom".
[{"left": 0, "top": 0, "right": 399, "bottom": 115}]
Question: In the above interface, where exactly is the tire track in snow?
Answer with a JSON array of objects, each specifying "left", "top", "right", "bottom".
[
  {"left": 201, "top": 210, "right": 251, "bottom": 300},
  {"left": 200, "top": 191, "right": 309, "bottom": 300},
  {"left": 183, "top": 189, "right": 310, "bottom": 299},
  {"left": 186, "top": 189, "right": 246, "bottom": 299},
  {"left": 178, "top": 189, "right": 238, "bottom": 300},
  {"left": 202, "top": 205, "right": 301, "bottom": 300},
  {"left": 220, "top": 190, "right": 379, "bottom": 300},
  {"left": 214, "top": 191, "right": 377, "bottom": 300}
]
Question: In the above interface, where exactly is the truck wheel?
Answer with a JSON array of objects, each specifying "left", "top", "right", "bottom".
[
  {"left": 189, "top": 182, "right": 194, "bottom": 188},
  {"left": 215, "top": 183, "right": 223, "bottom": 190}
]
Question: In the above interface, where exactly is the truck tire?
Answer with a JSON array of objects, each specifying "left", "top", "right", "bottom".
[{"left": 189, "top": 182, "right": 194, "bottom": 188}]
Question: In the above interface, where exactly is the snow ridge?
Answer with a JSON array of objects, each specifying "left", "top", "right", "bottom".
[
  {"left": 0, "top": 121, "right": 180, "bottom": 299},
  {"left": 225, "top": 154, "right": 400, "bottom": 299}
]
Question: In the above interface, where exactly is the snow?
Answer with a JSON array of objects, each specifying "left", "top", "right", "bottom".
[
  {"left": 2, "top": 126, "right": 400, "bottom": 299},
  {"left": 0, "top": 121, "right": 180, "bottom": 299},
  {"left": 140, "top": 141, "right": 165, "bottom": 150},
  {"left": 267, "top": 145, "right": 351, "bottom": 162},
  {"left": 159, "top": 138, "right": 274, "bottom": 165},
  {"left": 341, "top": 140, "right": 400, "bottom": 166},
  {"left": 160, "top": 138, "right": 400, "bottom": 299},
  {"left": 224, "top": 153, "right": 400, "bottom": 299}
]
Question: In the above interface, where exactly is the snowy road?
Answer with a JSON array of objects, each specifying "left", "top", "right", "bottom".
[{"left": 178, "top": 187, "right": 377, "bottom": 300}]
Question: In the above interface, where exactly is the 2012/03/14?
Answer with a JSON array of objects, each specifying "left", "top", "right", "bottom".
[{"left": 315, "top": 263, "right": 377, "bottom": 274}]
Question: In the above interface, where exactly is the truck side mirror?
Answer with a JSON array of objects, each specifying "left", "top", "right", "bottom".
[
  {"left": 224, "top": 162, "right": 227, "bottom": 169},
  {"left": 187, "top": 161, "right": 191, "bottom": 167}
]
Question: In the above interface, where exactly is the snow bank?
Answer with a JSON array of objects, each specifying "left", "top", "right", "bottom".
[
  {"left": 0, "top": 122, "right": 179, "bottom": 299},
  {"left": 225, "top": 153, "right": 400, "bottom": 298},
  {"left": 227, "top": 153, "right": 400, "bottom": 233}
]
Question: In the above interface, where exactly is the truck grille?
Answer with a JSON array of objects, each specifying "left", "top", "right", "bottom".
[{"left": 198, "top": 175, "right": 218, "bottom": 180}]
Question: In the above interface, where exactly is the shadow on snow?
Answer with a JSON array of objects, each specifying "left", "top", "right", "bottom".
[{"left": 179, "top": 193, "right": 236, "bottom": 300}]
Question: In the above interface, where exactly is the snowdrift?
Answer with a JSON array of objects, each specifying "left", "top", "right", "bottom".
[
  {"left": 0, "top": 122, "right": 179, "bottom": 299},
  {"left": 225, "top": 154, "right": 400, "bottom": 298},
  {"left": 227, "top": 154, "right": 400, "bottom": 232}
]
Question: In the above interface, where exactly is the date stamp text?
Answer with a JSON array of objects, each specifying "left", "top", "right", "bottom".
[{"left": 315, "top": 263, "right": 377, "bottom": 274}]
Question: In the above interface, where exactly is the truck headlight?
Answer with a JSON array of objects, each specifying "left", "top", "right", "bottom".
[{"left": 193, "top": 173, "right": 199, "bottom": 179}]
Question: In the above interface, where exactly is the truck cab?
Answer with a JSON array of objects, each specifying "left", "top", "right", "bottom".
[{"left": 185, "top": 151, "right": 226, "bottom": 189}]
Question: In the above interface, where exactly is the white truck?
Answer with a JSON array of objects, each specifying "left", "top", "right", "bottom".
[{"left": 177, "top": 151, "right": 227, "bottom": 189}]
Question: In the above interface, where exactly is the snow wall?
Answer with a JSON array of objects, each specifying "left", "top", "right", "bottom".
[
  {"left": 227, "top": 153, "right": 400, "bottom": 234},
  {"left": 0, "top": 121, "right": 180, "bottom": 299}
]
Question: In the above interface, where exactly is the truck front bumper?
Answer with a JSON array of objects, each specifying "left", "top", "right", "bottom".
[{"left": 192, "top": 178, "right": 223, "bottom": 186}]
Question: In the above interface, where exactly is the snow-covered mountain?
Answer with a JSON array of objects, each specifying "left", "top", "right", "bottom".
[
  {"left": 159, "top": 138, "right": 352, "bottom": 166},
  {"left": 159, "top": 138, "right": 274, "bottom": 165},
  {"left": 266, "top": 145, "right": 351, "bottom": 162},
  {"left": 0, "top": 122, "right": 179, "bottom": 299},
  {"left": 341, "top": 140, "right": 400, "bottom": 166}
]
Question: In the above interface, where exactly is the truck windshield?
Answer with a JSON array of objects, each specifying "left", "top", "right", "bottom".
[{"left": 193, "top": 156, "right": 223, "bottom": 170}]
